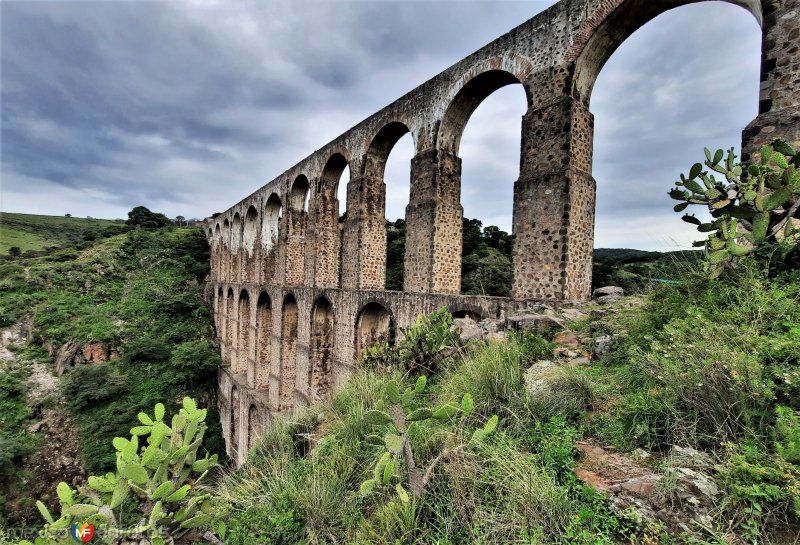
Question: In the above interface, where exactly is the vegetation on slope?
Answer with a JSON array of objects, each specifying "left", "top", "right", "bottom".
[
  {"left": 0, "top": 221, "right": 224, "bottom": 524},
  {"left": 214, "top": 258, "right": 799, "bottom": 544},
  {"left": 0, "top": 213, "right": 123, "bottom": 257}
]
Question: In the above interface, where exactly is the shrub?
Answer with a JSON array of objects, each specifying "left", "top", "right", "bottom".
[
  {"left": 670, "top": 139, "right": 800, "bottom": 278},
  {"left": 26, "top": 398, "right": 222, "bottom": 545},
  {"left": 62, "top": 364, "right": 130, "bottom": 412}
]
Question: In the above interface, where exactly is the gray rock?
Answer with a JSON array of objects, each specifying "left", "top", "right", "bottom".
[
  {"left": 591, "top": 335, "right": 615, "bottom": 359},
  {"left": 670, "top": 445, "right": 713, "bottom": 469},
  {"left": 595, "top": 294, "right": 623, "bottom": 304},
  {"left": 593, "top": 286, "right": 624, "bottom": 298},
  {"left": 507, "top": 314, "right": 564, "bottom": 335},
  {"left": 454, "top": 317, "right": 484, "bottom": 342},
  {"left": 524, "top": 360, "right": 564, "bottom": 397},
  {"left": 561, "top": 308, "right": 589, "bottom": 321}
]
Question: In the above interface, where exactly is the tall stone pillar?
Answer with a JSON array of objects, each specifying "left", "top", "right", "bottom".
[
  {"left": 308, "top": 193, "right": 340, "bottom": 288},
  {"left": 511, "top": 96, "right": 595, "bottom": 301},
  {"left": 742, "top": 0, "right": 800, "bottom": 160},
  {"left": 403, "top": 149, "right": 463, "bottom": 294},
  {"left": 284, "top": 210, "right": 307, "bottom": 286},
  {"left": 341, "top": 175, "right": 387, "bottom": 290}
]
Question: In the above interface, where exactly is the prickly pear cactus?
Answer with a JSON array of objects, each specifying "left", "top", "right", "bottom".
[
  {"left": 24, "top": 397, "right": 223, "bottom": 545},
  {"left": 360, "top": 375, "right": 497, "bottom": 501},
  {"left": 670, "top": 139, "right": 800, "bottom": 277}
]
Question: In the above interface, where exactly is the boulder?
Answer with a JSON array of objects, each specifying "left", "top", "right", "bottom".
[
  {"left": 507, "top": 314, "right": 564, "bottom": 335},
  {"left": 591, "top": 334, "right": 615, "bottom": 359},
  {"left": 523, "top": 360, "right": 564, "bottom": 397},
  {"left": 552, "top": 330, "right": 581, "bottom": 348},
  {"left": 561, "top": 308, "right": 589, "bottom": 321},
  {"left": 55, "top": 341, "right": 81, "bottom": 375},
  {"left": 669, "top": 445, "right": 713, "bottom": 469},
  {"left": 593, "top": 286, "right": 624, "bottom": 298},
  {"left": 454, "top": 318, "right": 484, "bottom": 342}
]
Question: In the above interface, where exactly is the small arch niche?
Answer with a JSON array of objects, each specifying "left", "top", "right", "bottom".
[
  {"left": 262, "top": 193, "right": 283, "bottom": 251},
  {"left": 242, "top": 205, "right": 259, "bottom": 255},
  {"left": 290, "top": 175, "right": 310, "bottom": 213},
  {"left": 355, "top": 302, "right": 395, "bottom": 361}
]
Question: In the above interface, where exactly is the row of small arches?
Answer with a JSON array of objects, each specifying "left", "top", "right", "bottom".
[{"left": 215, "top": 287, "right": 395, "bottom": 405}]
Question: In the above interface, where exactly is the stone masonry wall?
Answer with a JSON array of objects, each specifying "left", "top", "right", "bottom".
[{"left": 206, "top": 0, "right": 798, "bottom": 464}]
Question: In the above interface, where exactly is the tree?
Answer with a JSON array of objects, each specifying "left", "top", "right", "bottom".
[
  {"left": 64, "top": 213, "right": 72, "bottom": 218},
  {"left": 126, "top": 206, "right": 171, "bottom": 229},
  {"left": 8, "top": 246, "right": 21, "bottom": 258},
  {"left": 175, "top": 215, "right": 186, "bottom": 226}
]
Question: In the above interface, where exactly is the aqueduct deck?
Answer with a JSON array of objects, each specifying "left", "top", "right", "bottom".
[{"left": 206, "top": 0, "right": 800, "bottom": 463}]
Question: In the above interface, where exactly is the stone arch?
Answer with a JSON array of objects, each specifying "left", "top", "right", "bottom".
[
  {"left": 570, "top": 0, "right": 762, "bottom": 103},
  {"left": 230, "top": 384, "right": 240, "bottom": 460},
  {"left": 314, "top": 153, "right": 349, "bottom": 287},
  {"left": 340, "top": 121, "right": 415, "bottom": 291},
  {"left": 225, "top": 287, "right": 235, "bottom": 366},
  {"left": 290, "top": 175, "right": 310, "bottom": 212},
  {"left": 279, "top": 293, "right": 299, "bottom": 409},
  {"left": 242, "top": 205, "right": 259, "bottom": 255},
  {"left": 247, "top": 404, "right": 263, "bottom": 450},
  {"left": 449, "top": 304, "right": 486, "bottom": 321},
  {"left": 364, "top": 121, "right": 414, "bottom": 179},
  {"left": 438, "top": 64, "right": 534, "bottom": 155},
  {"left": 255, "top": 291, "right": 272, "bottom": 391},
  {"left": 222, "top": 218, "right": 230, "bottom": 246},
  {"left": 286, "top": 176, "right": 310, "bottom": 285},
  {"left": 355, "top": 301, "right": 395, "bottom": 361},
  {"left": 238, "top": 289, "right": 251, "bottom": 379},
  {"left": 215, "top": 286, "right": 223, "bottom": 331},
  {"left": 231, "top": 212, "right": 242, "bottom": 253},
  {"left": 309, "top": 296, "right": 334, "bottom": 400},
  {"left": 262, "top": 193, "right": 282, "bottom": 251}
]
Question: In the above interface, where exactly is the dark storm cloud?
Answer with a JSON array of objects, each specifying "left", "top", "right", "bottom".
[{"left": 1, "top": 0, "right": 761, "bottom": 249}]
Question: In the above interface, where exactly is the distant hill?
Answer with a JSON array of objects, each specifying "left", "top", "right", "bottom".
[
  {"left": 0, "top": 213, "right": 122, "bottom": 256},
  {"left": 592, "top": 247, "right": 703, "bottom": 291}
]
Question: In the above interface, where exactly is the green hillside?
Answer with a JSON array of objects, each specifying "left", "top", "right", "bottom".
[
  {"left": 0, "top": 225, "right": 224, "bottom": 524},
  {"left": 0, "top": 212, "right": 122, "bottom": 256}
]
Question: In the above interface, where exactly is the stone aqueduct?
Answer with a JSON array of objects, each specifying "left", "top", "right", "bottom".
[{"left": 206, "top": 0, "right": 800, "bottom": 463}]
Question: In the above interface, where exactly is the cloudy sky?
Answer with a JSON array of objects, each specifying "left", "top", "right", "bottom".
[{"left": 1, "top": 0, "right": 761, "bottom": 250}]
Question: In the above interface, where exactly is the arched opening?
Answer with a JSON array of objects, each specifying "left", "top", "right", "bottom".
[
  {"left": 279, "top": 294, "right": 299, "bottom": 410},
  {"left": 355, "top": 302, "right": 395, "bottom": 361},
  {"left": 230, "top": 385, "right": 240, "bottom": 459},
  {"left": 243, "top": 205, "right": 259, "bottom": 254},
  {"left": 316, "top": 153, "right": 349, "bottom": 288},
  {"left": 309, "top": 297, "right": 334, "bottom": 400},
  {"left": 255, "top": 291, "right": 272, "bottom": 391},
  {"left": 287, "top": 176, "right": 310, "bottom": 285},
  {"left": 248, "top": 404, "right": 263, "bottom": 450},
  {"left": 231, "top": 212, "right": 242, "bottom": 283},
  {"left": 223, "top": 218, "right": 231, "bottom": 281},
  {"left": 231, "top": 212, "right": 242, "bottom": 253},
  {"left": 290, "top": 175, "right": 310, "bottom": 212},
  {"left": 262, "top": 193, "right": 282, "bottom": 252},
  {"left": 225, "top": 287, "right": 235, "bottom": 366},
  {"left": 439, "top": 70, "right": 528, "bottom": 297},
  {"left": 238, "top": 289, "right": 251, "bottom": 380},
  {"left": 216, "top": 286, "right": 223, "bottom": 331},
  {"left": 580, "top": 1, "right": 761, "bottom": 285},
  {"left": 364, "top": 122, "right": 414, "bottom": 291}
]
